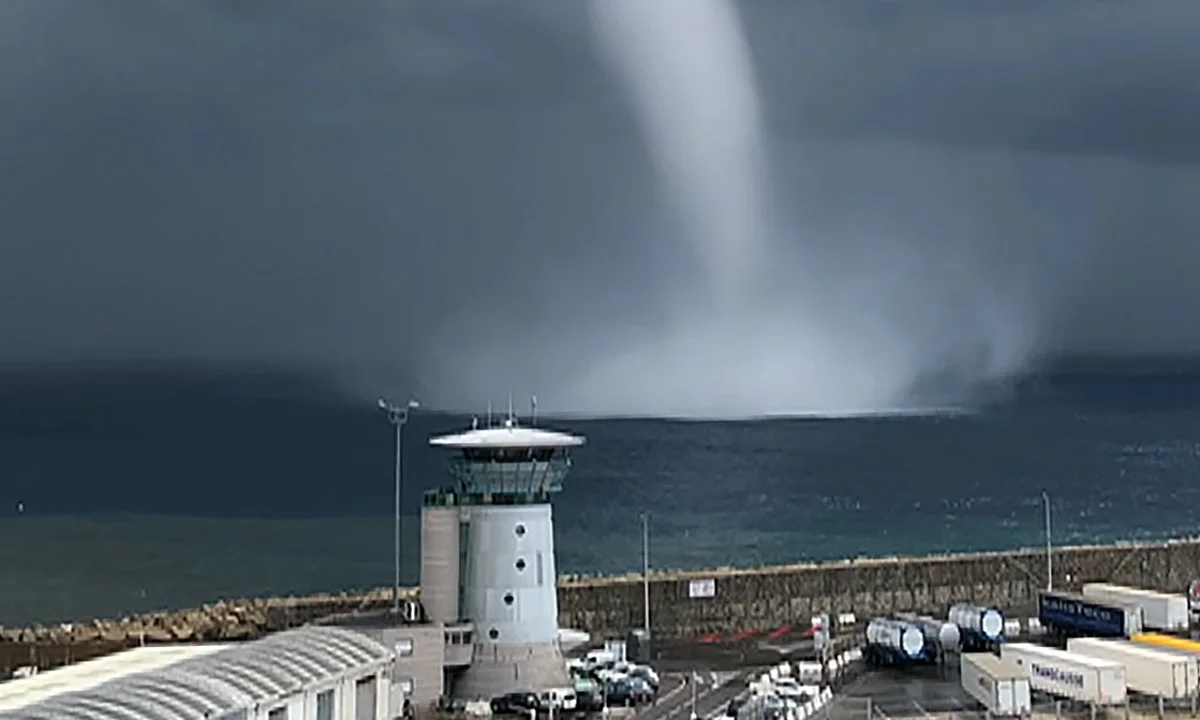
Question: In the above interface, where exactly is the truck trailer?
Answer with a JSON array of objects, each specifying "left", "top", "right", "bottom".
[{"left": 1038, "top": 590, "right": 1143, "bottom": 639}]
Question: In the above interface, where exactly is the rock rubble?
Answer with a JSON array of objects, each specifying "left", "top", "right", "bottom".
[{"left": 0, "top": 586, "right": 413, "bottom": 672}]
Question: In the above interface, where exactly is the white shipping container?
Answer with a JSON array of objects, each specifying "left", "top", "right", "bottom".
[
  {"left": 1082, "top": 583, "right": 1190, "bottom": 632},
  {"left": 1001, "top": 642, "right": 1127, "bottom": 705},
  {"left": 961, "top": 653, "right": 1032, "bottom": 717},
  {"left": 1068, "top": 637, "right": 1200, "bottom": 699}
]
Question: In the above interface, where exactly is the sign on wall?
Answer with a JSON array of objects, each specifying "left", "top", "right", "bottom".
[{"left": 688, "top": 578, "right": 716, "bottom": 599}]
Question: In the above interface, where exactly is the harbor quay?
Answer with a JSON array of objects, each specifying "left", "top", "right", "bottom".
[
  {"left": 3, "top": 536, "right": 1199, "bottom": 675},
  {"left": 558, "top": 536, "right": 1200, "bottom": 640}
]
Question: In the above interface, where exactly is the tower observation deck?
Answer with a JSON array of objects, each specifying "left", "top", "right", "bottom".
[
  {"left": 424, "top": 419, "right": 584, "bottom": 507},
  {"left": 419, "top": 416, "right": 585, "bottom": 699}
]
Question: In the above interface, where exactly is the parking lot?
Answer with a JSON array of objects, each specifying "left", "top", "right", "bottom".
[{"left": 624, "top": 628, "right": 861, "bottom": 720}]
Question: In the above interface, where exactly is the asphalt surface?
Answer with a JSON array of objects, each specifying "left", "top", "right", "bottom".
[
  {"left": 634, "top": 672, "right": 748, "bottom": 720},
  {"left": 651, "top": 631, "right": 821, "bottom": 673},
  {"left": 822, "top": 664, "right": 976, "bottom": 720}
]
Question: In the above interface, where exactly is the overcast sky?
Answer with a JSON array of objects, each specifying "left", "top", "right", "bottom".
[{"left": 1, "top": 0, "right": 1198, "bottom": 416}]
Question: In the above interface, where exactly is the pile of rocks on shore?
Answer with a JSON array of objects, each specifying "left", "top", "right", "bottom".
[{"left": 0, "top": 586, "right": 413, "bottom": 648}]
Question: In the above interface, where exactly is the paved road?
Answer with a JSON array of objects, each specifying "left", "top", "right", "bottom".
[
  {"left": 823, "top": 665, "right": 976, "bottom": 720},
  {"left": 653, "top": 635, "right": 818, "bottom": 673},
  {"left": 635, "top": 672, "right": 747, "bottom": 720}
]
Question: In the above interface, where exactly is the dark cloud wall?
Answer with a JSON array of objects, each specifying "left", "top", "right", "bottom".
[{"left": 1, "top": 0, "right": 1198, "bottom": 414}]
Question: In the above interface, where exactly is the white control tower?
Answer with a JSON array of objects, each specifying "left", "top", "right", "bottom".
[{"left": 420, "top": 415, "right": 585, "bottom": 699}]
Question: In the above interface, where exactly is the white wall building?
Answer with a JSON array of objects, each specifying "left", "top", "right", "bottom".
[{"left": 0, "top": 626, "right": 398, "bottom": 720}]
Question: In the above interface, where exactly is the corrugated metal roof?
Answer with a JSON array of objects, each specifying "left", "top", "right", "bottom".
[
  {"left": 175, "top": 625, "right": 392, "bottom": 702},
  {"left": 0, "top": 626, "right": 393, "bottom": 719},
  {"left": 0, "top": 644, "right": 229, "bottom": 712},
  {"left": 5, "top": 667, "right": 254, "bottom": 720}
]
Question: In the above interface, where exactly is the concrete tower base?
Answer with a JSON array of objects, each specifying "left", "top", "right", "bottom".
[{"left": 454, "top": 641, "right": 570, "bottom": 699}]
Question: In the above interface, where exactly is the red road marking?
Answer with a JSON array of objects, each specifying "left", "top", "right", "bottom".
[
  {"left": 766, "top": 626, "right": 791, "bottom": 639},
  {"left": 698, "top": 632, "right": 721, "bottom": 643},
  {"left": 729, "top": 629, "right": 757, "bottom": 642}
]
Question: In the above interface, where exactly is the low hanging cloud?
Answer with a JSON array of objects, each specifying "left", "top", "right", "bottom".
[{"left": 1, "top": 0, "right": 1199, "bottom": 417}]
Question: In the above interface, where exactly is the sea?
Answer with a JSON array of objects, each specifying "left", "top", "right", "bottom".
[{"left": 1, "top": 361, "right": 1199, "bottom": 627}]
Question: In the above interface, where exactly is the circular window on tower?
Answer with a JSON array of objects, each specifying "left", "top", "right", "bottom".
[
  {"left": 515, "top": 558, "right": 526, "bottom": 572},
  {"left": 504, "top": 592, "right": 514, "bottom": 606},
  {"left": 514, "top": 524, "right": 526, "bottom": 537},
  {"left": 488, "top": 627, "right": 499, "bottom": 640}
]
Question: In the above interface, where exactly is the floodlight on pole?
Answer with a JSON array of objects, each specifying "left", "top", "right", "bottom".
[{"left": 378, "top": 396, "right": 420, "bottom": 614}]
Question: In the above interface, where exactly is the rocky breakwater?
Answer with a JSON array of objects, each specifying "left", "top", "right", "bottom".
[{"left": 0, "top": 586, "right": 405, "bottom": 674}]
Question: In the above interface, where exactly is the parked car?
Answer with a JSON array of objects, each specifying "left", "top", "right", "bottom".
[
  {"left": 490, "top": 692, "right": 540, "bottom": 715},
  {"left": 606, "top": 678, "right": 654, "bottom": 707},
  {"left": 769, "top": 678, "right": 815, "bottom": 703},
  {"left": 575, "top": 689, "right": 607, "bottom": 712},
  {"left": 628, "top": 665, "right": 660, "bottom": 690}
]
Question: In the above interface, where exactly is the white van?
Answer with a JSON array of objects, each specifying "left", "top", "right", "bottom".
[
  {"left": 583, "top": 649, "right": 616, "bottom": 670},
  {"left": 539, "top": 688, "right": 578, "bottom": 712}
]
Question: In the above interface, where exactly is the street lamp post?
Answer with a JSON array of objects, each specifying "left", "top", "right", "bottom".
[
  {"left": 379, "top": 396, "right": 420, "bottom": 614},
  {"left": 689, "top": 670, "right": 698, "bottom": 720}
]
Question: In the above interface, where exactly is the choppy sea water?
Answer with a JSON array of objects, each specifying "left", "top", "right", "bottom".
[{"left": 1, "top": 362, "right": 1199, "bottom": 626}]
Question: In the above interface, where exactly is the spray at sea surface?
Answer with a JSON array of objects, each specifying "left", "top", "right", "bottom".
[{"left": 579, "top": 0, "right": 1042, "bottom": 418}]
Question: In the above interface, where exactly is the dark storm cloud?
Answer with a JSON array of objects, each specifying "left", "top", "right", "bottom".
[{"left": 0, "top": 0, "right": 1198, "bottom": 415}]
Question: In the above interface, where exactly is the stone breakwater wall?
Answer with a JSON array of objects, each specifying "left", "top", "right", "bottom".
[
  {"left": 0, "top": 588, "right": 407, "bottom": 674},
  {"left": 6, "top": 538, "right": 1200, "bottom": 674},
  {"left": 557, "top": 537, "right": 1200, "bottom": 640}
]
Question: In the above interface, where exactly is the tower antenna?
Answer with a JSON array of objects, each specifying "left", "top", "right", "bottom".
[
  {"left": 531, "top": 395, "right": 538, "bottom": 427},
  {"left": 486, "top": 401, "right": 493, "bottom": 428},
  {"left": 507, "top": 390, "right": 514, "bottom": 426}
]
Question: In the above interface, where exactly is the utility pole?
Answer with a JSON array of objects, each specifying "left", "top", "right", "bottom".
[
  {"left": 1043, "top": 491, "right": 1053, "bottom": 592},
  {"left": 378, "top": 396, "right": 420, "bottom": 614},
  {"left": 641, "top": 511, "right": 651, "bottom": 634}
]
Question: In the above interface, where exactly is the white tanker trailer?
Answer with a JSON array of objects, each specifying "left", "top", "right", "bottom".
[
  {"left": 863, "top": 618, "right": 928, "bottom": 667},
  {"left": 948, "top": 603, "right": 1004, "bottom": 651},
  {"left": 897, "top": 612, "right": 961, "bottom": 658}
]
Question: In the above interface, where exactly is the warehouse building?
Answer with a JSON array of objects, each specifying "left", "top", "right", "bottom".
[
  {"left": 325, "top": 609, "right": 473, "bottom": 708},
  {"left": 0, "top": 625, "right": 399, "bottom": 719}
]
